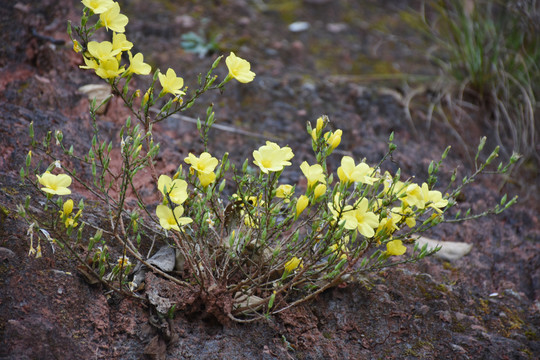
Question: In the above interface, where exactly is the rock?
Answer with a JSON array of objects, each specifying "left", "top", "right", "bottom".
[
  {"left": 147, "top": 246, "right": 176, "bottom": 272},
  {"left": 0, "top": 247, "right": 15, "bottom": 261},
  {"left": 415, "top": 236, "right": 473, "bottom": 261},
  {"left": 78, "top": 84, "right": 111, "bottom": 115},
  {"left": 288, "top": 21, "right": 310, "bottom": 32},
  {"left": 436, "top": 310, "right": 452, "bottom": 322}
]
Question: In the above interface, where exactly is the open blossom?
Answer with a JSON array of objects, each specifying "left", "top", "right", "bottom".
[
  {"left": 185, "top": 152, "right": 218, "bottom": 187},
  {"left": 112, "top": 32, "right": 133, "bottom": 54},
  {"left": 185, "top": 152, "right": 218, "bottom": 174},
  {"left": 87, "top": 41, "right": 120, "bottom": 61},
  {"left": 253, "top": 141, "right": 294, "bottom": 173},
  {"left": 117, "top": 256, "right": 131, "bottom": 268},
  {"left": 225, "top": 52, "right": 255, "bottom": 83},
  {"left": 82, "top": 0, "right": 114, "bottom": 14},
  {"left": 80, "top": 56, "right": 98, "bottom": 70},
  {"left": 95, "top": 58, "right": 124, "bottom": 79},
  {"left": 341, "top": 198, "right": 379, "bottom": 238},
  {"left": 157, "top": 175, "right": 188, "bottom": 205},
  {"left": 276, "top": 184, "right": 294, "bottom": 200},
  {"left": 156, "top": 204, "right": 192, "bottom": 231},
  {"left": 403, "top": 183, "right": 425, "bottom": 209},
  {"left": 376, "top": 211, "right": 401, "bottom": 235},
  {"left": 197, "top": 171, "right": 217, "bottom": 187},
  {"left": 386, "top": 239, "right": 407, "bottom": 256},
  {"left": 300, "top": 161, "right": 325, "bottom": 188},
  {"left": 99, "top": 2, "right": 129, "bottom": 33},
  {"left": 127, "top": 51, "right": 151, "bottom": 75},
  {"left": 37, "top": 171, "right": 72, "bottom": 195},
  {"left": 284, "top": 256, "right": 303, "bottom": 273},
  {"left": 158, "top": 68, "right": 185, "bottom": 96},
  {"left": 421, "top": 183, "right": 448, "bottom": 213},
  {"left": 383, "top": 171, "right": 407, "bottom": 197},
  {"left": 337, "top": 156, "right": 377, "bottom": 185}
]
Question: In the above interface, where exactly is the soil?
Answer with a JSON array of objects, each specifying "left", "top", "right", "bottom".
[{"left": 0, "top": 0, "right": 539, "bottom": 359}]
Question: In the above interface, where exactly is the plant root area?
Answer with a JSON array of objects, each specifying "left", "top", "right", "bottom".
[{"left": 0, "top": 0, "right": 538, "bottom": 359}]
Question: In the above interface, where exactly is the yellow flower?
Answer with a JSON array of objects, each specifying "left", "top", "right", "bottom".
[
  {"left": 383, "top": 172, "right": 407, "bottom": 197},
  {"left": 87, "top": 40, "right": 120, "bottom": 61},
  {"left": 127, "top": 51, "right": 151, "bottom": 75},
  {"left": 386, "top": 239, "right": 407, "bottom": 256},
  {"left": 276, "top": 184, "right": 294, "bottom": 200},
  {"left": 392, "top": 206, "right": 416, "bottom": 228},
  {"left": 313, "top": 183, "right": 327, "bottom": 200},
  {"left": 99, "top": 2, "right": 129, "bottom": 33},
  {"left": 157, "top": 175, "right": 188, "bottom": 205},
  {"left": 73, "top": 40, "right": 82, "bottom": 53},
  {"left": 225, "top": 52, "right": 256, "bottom": 83},
  {"left": 403, "top": 183, "right": 425, "bottom": 209},
  {"left": 117, "top": 255, "right": 131, "bottom": 267},
  {"left": 142, "top": 89, "right": 150, "bottom": 107},
  {"left": 156, "top": 204, "right": 192, "bottom": 231},
  {"left": 376, "top": 211, "right": 401, "bottom": 235},
  {"left": 80, "top": 56, "right": 98, "bottom": 70},
  {"left": 62, "top": 199, "right": 74, "bottom": 217},
  {"left": 328, "top": 193, "right": 353, "bottom": 226},
  {"left": 311, "top": 116, "right": 325, "bottom": 141},
  {"left": 300, "top": 161, "right": 325, "bottom": 188},
  {"left": 253, "top": 141, "right": 294, "bottom": 174},
  {"left": 337, "top": 156, "right": 377, "bottom": 185},
  {"left": 82, "top": 0, "right": 114, "bottom": 14},
  {"left": 296, "top": 195, "right": 309, "bottom": 217},
  {"left": 158, "top": 68, "right": 185, "bottom": 96},
  {"left": 284, "top": 256, "right": 303, "bottom": 273},
  {"left": 329, "top": 236, "right": 349, "bottom": 260},
  {"left": 95, "top": 58, "right": 124, "bottom": 79},
  {"left": 184, "top": 152, "right": 218, "bottom": 174},
  {"left": 197, "top": 171, "right": 216, "bottom": 187},
  {"left": 421, "top": 183, "right": 448, "bottom": 213},
  {"left": 112, "top": 32, "right": 133, "bottom": 54},
  {"left": 341, "top": 198, "right": 379, "bottom": 238},
  {"left": 37, "top": 171, "right": 72, "bottom": 195},
  {"left": 324, "top": 129, "right": 342, "bottom": 153},
  {"left": 65, "top": 217, "right": 79, "bottom": 228}
]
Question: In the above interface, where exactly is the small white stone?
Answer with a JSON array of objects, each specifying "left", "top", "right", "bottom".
[
  {"left": 289, "top": 21, "right": 310, "bottom": 32},
  {"left": 415, "top": 236, "right": 473, "bottom": 261}
]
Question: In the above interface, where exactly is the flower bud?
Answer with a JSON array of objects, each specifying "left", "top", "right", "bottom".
[
  {"left": 296, "top": 195, "right": 309, "bottom": 217},
  {"left": 313, "top": 183, "right": 326, "bottom": 200}
]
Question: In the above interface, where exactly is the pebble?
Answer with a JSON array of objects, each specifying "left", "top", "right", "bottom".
[
  {"left": 0, "top": 247, "right": 16, "bottom": 261},
  {"left": 289, "top": 21, "right": 310, "bottom": 32}
]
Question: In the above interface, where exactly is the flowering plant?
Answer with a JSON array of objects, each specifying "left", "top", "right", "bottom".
[{"left": 17, "top": 0, "right": 518, "bottom": 323}]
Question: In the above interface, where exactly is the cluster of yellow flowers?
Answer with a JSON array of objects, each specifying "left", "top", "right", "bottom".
[
  {"left": 243, "top": 116, "right": 449, "bottom": 265},
  {"left": 163, "top": 114, "right": 446, "bottom": 271},
  {"left": 78, "top": 1, "right": 148, "bottom": 80},
  {"left": 155, "top": 151, "right": 222, "bottom": 230},
  {"left": 156, "top": 175, "right": 192, "bottom": 232},
  {"left": 77, "top": 0, "right": 255, "bottom": 94}
]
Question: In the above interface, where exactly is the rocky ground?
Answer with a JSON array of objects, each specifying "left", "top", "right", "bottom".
[{"left": 0, "top": 0, "right": 539, "bottom": 359}]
